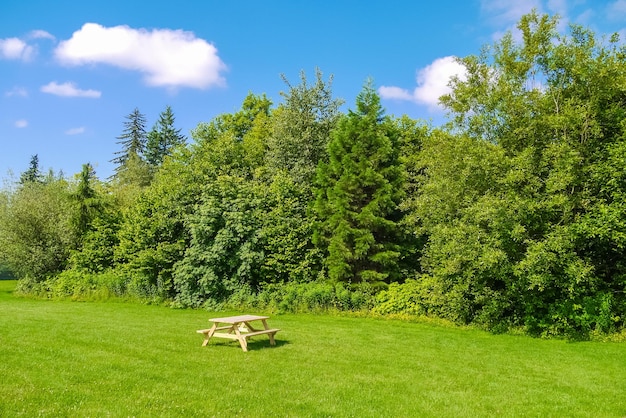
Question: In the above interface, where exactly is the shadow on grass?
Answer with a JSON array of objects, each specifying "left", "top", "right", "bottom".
[
  {"left": 201, "top": 338, "right": 290, "bottom": 352},
  {"left": 247, "top": 339, "right": 290, "bottom": 351}
]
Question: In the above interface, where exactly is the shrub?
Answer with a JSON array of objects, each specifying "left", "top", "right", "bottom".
[
  {"left": 224, "top": 281, "right": 376, "bottom": 313},
  {"left": 33, "top": 269, "right": 128, "bottom": 300}
]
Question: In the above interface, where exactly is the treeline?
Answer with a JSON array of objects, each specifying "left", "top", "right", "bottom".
[{"left": 2, "top": 13, "right": 626, "bottom": 338}]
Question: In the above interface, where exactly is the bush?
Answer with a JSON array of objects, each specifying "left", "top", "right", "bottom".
[
  {"left": 224, "top": 281, "right": 376, "bottom": 313},
  {"left": 372, "top": 275, "right": 459, "bottom": 318},
  {"left": 31, "top": 270, "right": 128, "bottom": 300},
  {"left": 373, "top": 280, "right": 424, "bottom": 316}
]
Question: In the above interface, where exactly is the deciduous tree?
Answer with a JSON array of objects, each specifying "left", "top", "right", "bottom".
[
  {"left": 266, "top": 68, "right": 343, "bottom": 185},
  {"left": 409, "top": 11, "right": 626, "bottom": 335}
]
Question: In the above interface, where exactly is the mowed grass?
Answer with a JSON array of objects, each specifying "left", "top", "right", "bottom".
[{"left": 1, "top": 280, "right": 625, "bottom": 417}]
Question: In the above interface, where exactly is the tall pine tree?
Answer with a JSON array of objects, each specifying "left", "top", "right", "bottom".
[
  {"left": 314, "top": 80, "right": 404, "bottom": 285},
  {"left": 72, "top": 163, "right": 101, "bottom": 244},
  {"left": 111, "top": 108, "right": 150, "bottom": 185},
  {"left": 20, "top": 154, "right": 43, "bottom": 184},
  {"left": 145, "top": 105, "right": 186, "bottom": 168}
]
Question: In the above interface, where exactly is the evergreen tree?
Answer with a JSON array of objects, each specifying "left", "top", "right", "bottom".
[
  {"left": 111, "top": 108, "right": 147, "bottom": 177},
  {"left": 145, "top": 105, "right": 186, "bottom": 167},
  {"left": 72, "top": 163, "right": 101, "bottom": 243},
  {"left": 20, "top": 154, "right": 43, "bottom": 184},
  {"left": 314, "top": 80, "right": 404, "bottom": 284}
]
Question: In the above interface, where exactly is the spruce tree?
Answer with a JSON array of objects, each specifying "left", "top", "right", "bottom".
[
  {"left": 314, "top": 80, "right": 404, "bottom": 284},
  {"left": 145, "top": 105, "right": 186, "bottom": 167},
  {"left": 20, "top": 154, "right": 43, "bottom": 184},
  {"left": 111, "top": 108, "right": 147, "bottom": 175},
  {"left": 72, "top": 163, "right": 100, "bottom": 242}
]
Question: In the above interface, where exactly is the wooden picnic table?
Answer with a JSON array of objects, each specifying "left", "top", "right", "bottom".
[{"left": 197, "top": 314, "right": 280, "bottom": 352}]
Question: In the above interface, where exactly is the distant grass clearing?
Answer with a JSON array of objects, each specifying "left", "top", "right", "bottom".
[{"left": 0, "top": 280, "right": 625, "bottom": 417}]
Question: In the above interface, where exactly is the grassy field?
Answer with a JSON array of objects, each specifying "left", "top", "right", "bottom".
[{"left": 1, "top": 280, "right": 625, "bottom": 417}]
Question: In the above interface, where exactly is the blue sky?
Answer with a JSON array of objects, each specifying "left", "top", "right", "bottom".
[{"left": 2, "top": 0, "right": 626, "bottom": 180}]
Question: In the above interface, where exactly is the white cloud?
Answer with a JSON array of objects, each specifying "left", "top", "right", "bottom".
[
  {"left": 378, "top": 86, "right": 414, "bottom": 101},
  {"left": 15, "top": 119, "right": 28, "bottom": 128},
  {"left": 5, "top": 86, "right": 28, "bottom": 97},
  {"left": 65, "top": 127, "right": 85, "bottom": 135},
  {"left": 0, "top": 37, "right": 33, "bottom": 60},
  {"left": 414, "top": 57, "right": 467, "bottom": 106},
  {"left": 41, "top": 81, "right": 101, "bottom": 98},
  {"left": 29, "top": 30, "right": 56, "bottom": 41},
  {"left": 54, "top": 23, "right": 227, "bottom": 89},
  {"left": 379, "top": 56, "right": 467, "bottom": 111}
]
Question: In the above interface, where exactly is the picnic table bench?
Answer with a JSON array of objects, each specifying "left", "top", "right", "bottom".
[{"left": 197, "top": 314, "right": 280, "bottom": 352}]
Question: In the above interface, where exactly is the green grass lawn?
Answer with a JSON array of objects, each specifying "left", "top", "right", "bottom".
[{"left": 1, "top": 280, "right": 625, "bottom": 417}]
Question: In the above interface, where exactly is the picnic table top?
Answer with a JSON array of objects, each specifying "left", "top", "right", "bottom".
[{"left": 208, "top": 314, "right": 270, "bottom": 324}]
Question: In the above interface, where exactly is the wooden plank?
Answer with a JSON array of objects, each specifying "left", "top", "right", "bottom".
[
  {"left": 242, "top": 321, "right": 258, "bottom": 332},
  {"left": 196, "top": 325, "right": 232, "bottom": 334},
  {"left": 232, "top": 325, "right": 248, "bottom": 352},
  {"left": 241, "top": 329, "right": 280, "bottom": 338},
  {"left": 211, "top": 329, "right": 280, "bottom": 339},
  {"left": 200, "top": 322, "right": 218, "bottom": 347},
  {"left": 199, "top": 314, "right": 278, "bottom": 351},
  {"left": 209, "top": 314, "right": 269, "bottom": 324},
  {"left": 212, "top": 332, "right": 243, "bottom": 340}
]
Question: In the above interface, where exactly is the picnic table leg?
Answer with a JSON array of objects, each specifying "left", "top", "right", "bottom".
[
  {"left": 261, "top": 319, "right": 277, "bottom": 346},
  {"left": 243, "top": 321, "right": 258, "bottom": 332},
  {"left": 202, "top": 323, "right": 219, "bottom": 347},
  {"left": 233, "top": 326, "right": 248, "bottom": 352}
]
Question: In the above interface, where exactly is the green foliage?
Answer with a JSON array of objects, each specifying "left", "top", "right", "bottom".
[
  {"left": 0, "top": 262, "right": 14, "bottom": 280},
  {"left": 113, "top": 164, "right": 191, "bottom": 299},
  {"left": 173, "top": 175, "right": 265, "bottom": 307},
  {"left": 145, "top": 105, "right": 186, "bottom": 168},
  {"left": 19, "top": 154, "right": 43, "bottom": 184},
  {"left": 191, "top": 92, "right": 272, "bottom": 178},
  {"left": 0, "top": 177, "right": 76, "bottom": 281},
  {"left": 65, "top": 165, "right": 121, "bottom": 274},
  {"left": 43, "top": 269, "right": 127, "bottom": 299},
  {"left": 225, "top": 280, "right": 376, "bottom": 313},
  {"left": 112, "top": 152, "right": 152, "bottom": 189},
  {"left": 407, "top": 11, "right": 626, "bottom": 336},
  {"left": 69, "top": 216, "right": 120, "bottom": 273},
  {"left": 71, "top": 163, "right": 101, "bottom": 242},
  {"left": 7, "top": 15, "right": 626, "bottom": 339},
  {"left": 111, "top": 108, "right": 147, "bottom": 165},
  {"left": 194, "top": 93, "right": 272, "bottom": 144},
  {"left": 266, "top": 68, "right": 343, "bottom": 184},
  {"left": 164, "top": 94, "right": 273, "bottom": 307},
  {"left": 394, "top": 115, "right": 431, "bottom": 274},
  {"left": 314, "top": 80, "right": 404, "bottom": 284},
  {"left": 111, "top": 108, "right": 150, "bottom": 185},
  {"left": 258, "top": 171, "right": 323, "bottom": 284},
  {"left": 373, "top": 278, "right": 431, "bottom": 316}
]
